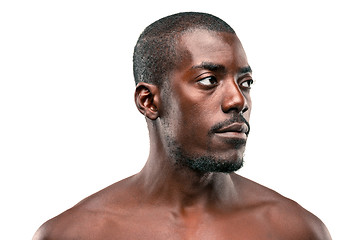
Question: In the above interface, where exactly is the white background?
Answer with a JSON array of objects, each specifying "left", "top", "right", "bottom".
[{"left": 1, "top": 1, "right": 359, "bottom": 239}]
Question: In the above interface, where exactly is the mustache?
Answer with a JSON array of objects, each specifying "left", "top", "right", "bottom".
[{"left": 209, "top": 114, "right": 250, "bottom": 136}]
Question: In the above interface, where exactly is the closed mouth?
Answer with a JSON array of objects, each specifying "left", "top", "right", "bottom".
[{"left": 215, "top": 122, "right": 249, "bottom": 136}]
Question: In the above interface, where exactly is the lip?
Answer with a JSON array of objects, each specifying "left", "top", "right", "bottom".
[{"left": 215, "top": 122, "right": 249, "bottom": 135}]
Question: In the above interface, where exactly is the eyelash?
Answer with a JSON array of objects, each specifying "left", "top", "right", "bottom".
[
  {"left": 240, "top": 79, "right": 254, "bottom": 89},
  {"left": 198, "top": 76, "right": 254, "bottom": 90},
  {"left": 197, "top": 76, "right": 218, "bottom": 86}
]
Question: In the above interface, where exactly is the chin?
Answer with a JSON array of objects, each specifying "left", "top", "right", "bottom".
[
  {"left": 167, "top": 135, "right": 246, "bottom": 173},
  {"left": 186, "top": 156, "right": 244, "bottom": 173},
  {"left": 175, "top": 148, "right": 245, "bottom": 173}
]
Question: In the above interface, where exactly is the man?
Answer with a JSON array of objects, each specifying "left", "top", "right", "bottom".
[{"left": 33, "top": 12, "right": 332, "bottom": 239}]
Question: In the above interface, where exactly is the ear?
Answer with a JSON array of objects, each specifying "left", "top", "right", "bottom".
[{"left": 134, "top": 82, "right": 160, "bottom": 120}]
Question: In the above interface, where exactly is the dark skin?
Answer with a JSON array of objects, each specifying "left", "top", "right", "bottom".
[{"left": 33, "top": 29, "right": 332, "bottom": 240}]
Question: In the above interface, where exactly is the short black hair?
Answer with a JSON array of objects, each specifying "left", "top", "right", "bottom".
[{"left": 133, "top": 12, "right": 235, "bottom": 87}]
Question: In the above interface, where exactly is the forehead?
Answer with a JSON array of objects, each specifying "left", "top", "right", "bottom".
[{"left": 175, "top": 29, "right": 248, "bottom": 71}]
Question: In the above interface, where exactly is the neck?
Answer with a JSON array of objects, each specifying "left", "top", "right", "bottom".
[{"left": 133, "top": 137, "right": 239, "bottom": 211}]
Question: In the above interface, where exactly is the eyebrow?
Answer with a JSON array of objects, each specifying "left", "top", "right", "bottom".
[
  {"left": 238, "top": 65, "right": 252, "bottom": 74},
  {"left": 192, "top": 62, "right": 252, "bottom": 75},
  {"left": 192, "top": 62, "right": 226, "bottom": 73}
]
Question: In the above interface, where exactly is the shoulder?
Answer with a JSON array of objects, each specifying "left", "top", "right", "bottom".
[
  {"left": 32, "top": 208, "right": 86, "bottom": 240},
  {"left": 33, "top": 176, "right": 138, "bottom": 240},
  {"left": 267, "top": 197, "right": 331, "bottom": 239},
  {"left": 233, "top": 175, "right": 332, "bottom": 239},
  {"left": 33, "top": 204, "right": 109, "bottom": 240}
]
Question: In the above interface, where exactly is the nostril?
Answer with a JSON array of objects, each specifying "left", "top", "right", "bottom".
[{"left": 242, "top": 106, "right": 249, "bottom": 114}]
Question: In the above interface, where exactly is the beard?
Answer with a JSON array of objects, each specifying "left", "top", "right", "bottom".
[
  {"left": 177, "top": 149, "right": 244, "bottom": 173},
  {"left": 166, "top": 136, "right": 245, "bottom": 173},
  {"left": 160, "top": 96, "right": 248, "bottom": 173}
]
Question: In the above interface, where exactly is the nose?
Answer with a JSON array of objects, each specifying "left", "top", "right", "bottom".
[{"left": 221, "top": 81, "right": 249, "bottom": 114}]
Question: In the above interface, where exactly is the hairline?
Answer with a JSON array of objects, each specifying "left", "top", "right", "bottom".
[
  {"left": 133, "top": 12, "right": 237, "bottom": 88},
  {"left": 159, "top": 28, "right": 239, "bottom": 88}
]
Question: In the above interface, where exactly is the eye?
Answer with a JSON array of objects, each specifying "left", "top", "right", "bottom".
[
  {"left": 240, "top": 79, "right": 254, "bottom": 89},
  {"left": 198, "top": 76, "right": 218, "bottom": 86}
]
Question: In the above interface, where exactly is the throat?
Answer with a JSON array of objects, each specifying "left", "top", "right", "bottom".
[{"left": 136, "top": 162, "right": 239, "bottom": 210}]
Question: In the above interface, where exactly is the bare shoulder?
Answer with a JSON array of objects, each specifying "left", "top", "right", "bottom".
[
  {"left": 233, "top": 175, "right": 332, "bottom": 240},
  {"left": 33, "top": 176, "right": 137, "bottom": 240},
  {"left": 32, "top": 206, "right": 97, "bottom": 240},
  {"left": 266, "top": 195, "right": 332, "bottom": 240}
]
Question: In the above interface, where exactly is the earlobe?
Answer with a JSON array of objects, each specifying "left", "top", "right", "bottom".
[{"left": 134, "top": 82, "right": 160, "bottom": 120}]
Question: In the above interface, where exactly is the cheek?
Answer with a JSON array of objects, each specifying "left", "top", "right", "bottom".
[
  {"left": 245, "top": 97, "right": 252, "bottom": 119},
  {"left": 170, "top": 103, "right": 206, "bottom": 141},
  {"left": 180, "top": 103, "right": 219, "bottom": 143},
  {"left": 166, "top": 87, "right": 220, "bottom": 141},
  {"left": 181, "top": 104, "right": 205, "bottom": 132}
]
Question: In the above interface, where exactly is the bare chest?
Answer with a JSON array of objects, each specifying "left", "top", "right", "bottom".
[{"left": 91, "top": 210, "right": 284, "bottom": 240}]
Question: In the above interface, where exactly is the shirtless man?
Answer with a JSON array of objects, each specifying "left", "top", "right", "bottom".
[{"left": 33, "top": 12, "right": 332, "bottom": 240}]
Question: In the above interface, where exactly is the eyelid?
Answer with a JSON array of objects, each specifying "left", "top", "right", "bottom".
[
  {"left": 197, "top": 76, "right": 218, "bottom": 86},
  {"left": 194, "top": 71, "right": 213, "bottom": 80},
  {"left": 239, "top": 79, "right": 254, "bottom": 88},
  {"left": 238, "top": 73, "right": 253, "bottom": 82}
]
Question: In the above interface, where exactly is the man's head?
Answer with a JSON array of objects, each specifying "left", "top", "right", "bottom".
[
  {"left": 134, "top": 12, "right": 253, "bottom": 174},
  {"left": 133, "top": 12, "right": 235, "bottom": 87}
]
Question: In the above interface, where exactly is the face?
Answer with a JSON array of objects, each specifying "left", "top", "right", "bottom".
[{"left": 159, "top": 29, "right": 253, "bottom": 173}]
